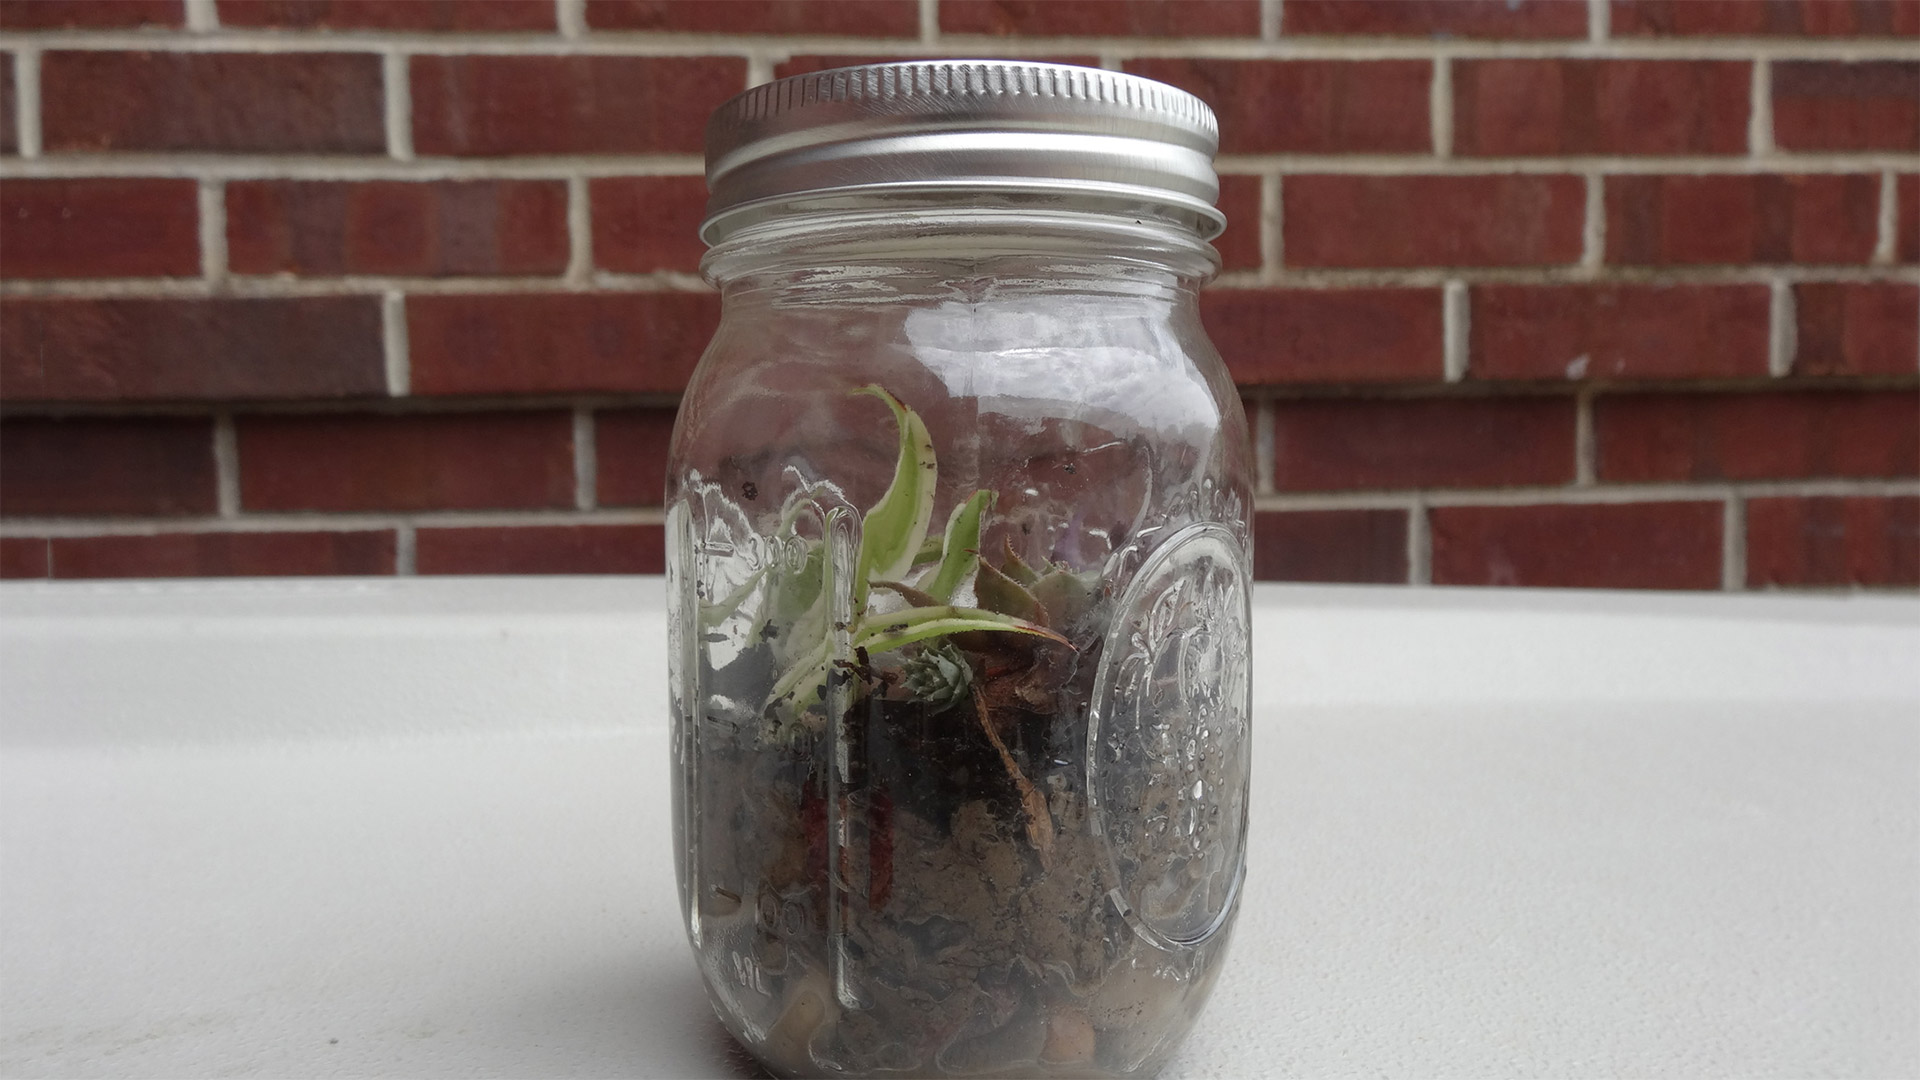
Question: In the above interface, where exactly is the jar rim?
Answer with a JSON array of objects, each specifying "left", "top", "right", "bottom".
[{"left": 701, "top": 60, "right": 1225, "bottom": 247}]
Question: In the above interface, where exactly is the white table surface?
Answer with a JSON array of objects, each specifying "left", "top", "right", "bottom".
[{"left": 2, "top": 578, "right": 1916, "bottom": 1079}]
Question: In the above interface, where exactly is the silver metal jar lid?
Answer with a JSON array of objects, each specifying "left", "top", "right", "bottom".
[{"left": 701, "top": 60, "right": 1225, "bottom": 245}]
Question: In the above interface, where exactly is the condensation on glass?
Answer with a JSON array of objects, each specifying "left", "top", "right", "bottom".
[{"left": 667, "top": 61, "right": 1253, "bottom": 1079}]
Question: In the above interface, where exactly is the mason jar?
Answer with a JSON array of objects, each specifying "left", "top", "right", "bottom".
[{"left": 667, "top": 61, "right": 1253, "bottom": 1079}]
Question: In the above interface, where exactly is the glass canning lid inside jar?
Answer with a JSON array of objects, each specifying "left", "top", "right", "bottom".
[{"left": 668, "top": 61, "right": 1253, "bottom": 1080}]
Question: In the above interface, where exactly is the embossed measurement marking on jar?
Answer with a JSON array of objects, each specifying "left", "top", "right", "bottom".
[{"left": 695, "top": 519, "right": 813, "bottom": 570}]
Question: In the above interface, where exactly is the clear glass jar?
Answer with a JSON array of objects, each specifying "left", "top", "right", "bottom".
[{"left": 668, "top": 62, "right": 1253, "bottom": 1079}]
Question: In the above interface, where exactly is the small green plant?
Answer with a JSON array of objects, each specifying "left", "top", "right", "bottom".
[{"left": 762, "top": 385, "right": 1067, "bottom": 716}]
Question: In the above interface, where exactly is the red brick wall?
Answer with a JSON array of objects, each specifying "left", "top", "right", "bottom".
[{"left": 1, "top": 0, "right": 1915, "bottom": 590}]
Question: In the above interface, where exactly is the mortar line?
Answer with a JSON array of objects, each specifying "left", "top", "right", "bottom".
[
  {"left": 10, "top": 483, "right": 1919, "bottom": 539},
  {"left": 1574, "top": 388, "right": 1597, "bottom": 486},
  {"left": 1443, "top": 280, "right": 1470, "bottom": 383},
  {"left": 566, "top": 175, "right": 594, "bottom": 285},
  {"left": 4, "top": 155, "right": 710, "bottom": 180},
  {"left": 556, "top": 0, "right": 586, "bottom": 39},
  {"left": 383, "top": 50, "right": 413, "bottom": 162},
  {"left": 1872, "top": 171, "right": 1898, "bottom": 265},
  {"left": 1254, "top": 398, "right": 1276, "bottom": 496},
  {"left": 11, "top": 152, "right": 1920, "bottom": 182},
  {"left": 574, "top": 406, "right": 598, "bottom": 511},
  {"left": 1407, "top": 498, "right": 1432, "bottom": 585},
  {"left": 1260, "top": 173, "right": 1283, "bottom": 277},
  {"left": 1768, "top": 279, "right": 1796, "bottom": 378},
  {"left": 18, "top": 376, "right": 1916, "bottom": 424},
  {"left": 3, "top": 31, "right": 1916, "bottom": 60},
  {"left": 1721, "top": 493, "right": 1745, "bottom": 591},
  {"left": 382, "top": 291, "right": 410, "bottom": 397},
  {"left": 1217, "top": 264, "right": 1920, "bottom": 287},
  {"left": 1430, "top": 56, "right": 1453, "bottom": 159},
  {"left": 1, "top": 390, "right": 693, "bottom": 420},
  {"left": 2, "top": 507, "right": 679, "bottom": 536},
  {"left": 918, "top": 0, "right": 938, "bottom": 43},
  {"left": 1588, "top": 0, "right": 1610, "bottom": 42},
  {"left": 1748, "top": 58, "right": 1774, "bottom": 156},
  {"left": 743, "top": 52, "right": 775, "bottom": 88},
  {"left": 213, "top": 413, "right": 240, "bottom": 518},
  {"left": 1581, "top": 173, "right": 1606, "bottom": 272},
  {"left": 0, "top": 272, "right": 713, "bottom": 299},
  {"left": 1244, "top": 479, "right": 1920, "bottom": 511},
  {"left": 1246, "top": 154, "right": 1920, "bottom": 177},
  {"left": 1260, "top": 0, "right": 1282, "bottom": 40},
  {"left": 183, "top": 0, "right": 217, "bottom": 31},
  {"left": 395, "top": 524, "right": 417, "bottom": 576},
  {"left": 13, "top": 49, "right": 40, "bottom": 158},
  {"left": 11, "top": 265, "right": 1917, "bottom": 301},
  {"left": 198, "top": 179, "right": 227, "bottom": 285}
]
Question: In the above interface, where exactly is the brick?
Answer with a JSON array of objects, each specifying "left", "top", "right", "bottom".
[
  {"left": 49, "top": 530, "right": 397, "bottom": 579},
  {"left": 226, "top": 180, "right": 568, "bottom": 277},
  {"left": 1285, "top": 174, "right": 1583, "bottom": 268},
  {"left": 589, "top": 176, "right": 708, "bottom": 274},
  {"left": 1612, "top": 0, "right": 1919, "bottom": 36},
  {"left": 1793, "top": 283, "right": 1919, "bottom": 376},
  {"left": 1252, "top": 509, "right": 1407, "bottom": 583},
  {"left": 0, "top": 416, "right": 215, "bottom": 516},
  {"left": 1214, "top": 174, "right": 1261, "bottom": 272},
  {"left": 1273, "top": 397, "right": 1575, "bottom": 492},
  {"left": 1595, "top": 390, "right": 1919, "bottom": 482},
  {"left": 1, "top": 55, "right": 14, "bottom": 154},
  {"left": 1899, "top": 175, "right": 1918, "bottom": 263},
  {"left": 941, "top": 1, "right": 1259, "bottom": 36},
  {"left": 589, "top": 0, "right": 917, "bottom": 34},
  {"left": 410, "top": 56, "right": 745, "bottom": 157},
  {"left": 416, "top": 523, "right": 665, "bottom": 574},
  {"left": 408, "top": 292, "right": 719, "bottom": 396},
  {"left": 1202, "top": 288, "right": 1443, "bottom": 385},
  {"left": 774, "top": 54, "right": 1103, "bottom": 79},
  {"left": 1454, "top": 59, "right": 1749, "bottom": 156},
  {"left": 1431, "top": 501, "right": 1723, "bottom": 589},
  {"left": 0, "top": 297, "right": 385, "bottom": 402},
  {"left": 1746, "top": 496, "right": 1919, "bottom": 587},
  {"left": 0, "top": 178, "right": 200, "bottom": 278},
  {"left": 1285, "top": 0, "right": 1586, "bottom": 37},
  {"left": 0, "top": 538, "right": 50, "bottom": 579},
  {"left": 0, "top": 0, "right": 182, "bottom": 28},
  {"left": 41, "top": 52, "right": 385, "bottom": 154},
  {"left": 1773, "top": 62, "right": 1920, "bottom": 152},
  {"left": 595, "top": 407, "right": 677, "bottom": 506},
  {"left": 236, "top": 411, "right": 575, "bottom": 512},
  {"left": 1124, "top": 59, "right": 1430, "bottom": 154},
  {"left": 1606, "top": 174, "right": 1881, "bottom": 266},
  {"left": 1469, "top": 285, "right": 1771, "bottom": 381},
  {"left": 216, "top": 0, "right": 554, "bottom": 30}
]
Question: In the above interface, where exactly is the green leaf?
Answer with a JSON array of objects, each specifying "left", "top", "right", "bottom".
[
  {"left": 873, "top": 580, "right": 942, "bottom": 609},
  {"left": 974, "top": 559, "right": 1045, "bottom": 624},
  {"left": 1028, "top": 565, "right": 1100, "bottom": 629},
  {"left": 764, "top": 639, "right": 832, "bottom": 711},
  {"left": 925, "top": 489, "right": 992, "bottom": 604},
  {"left": 699, "top": 564, "right": 768, "bottom": 629},
  {"left": 997, "top": 536, "right": 1041, "bottom": 585},
  {"left": 911, "top": 534, "right": 945, "bottom": 568},
  {"left": 764, "top": 601, "right": 1066, "bottom": 714},
  {"left": 852, "top": 385, "right": 937, "bottom": 609},
  {"left": 856, "top": 604, "right": 1068, "bottom": 654}
]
